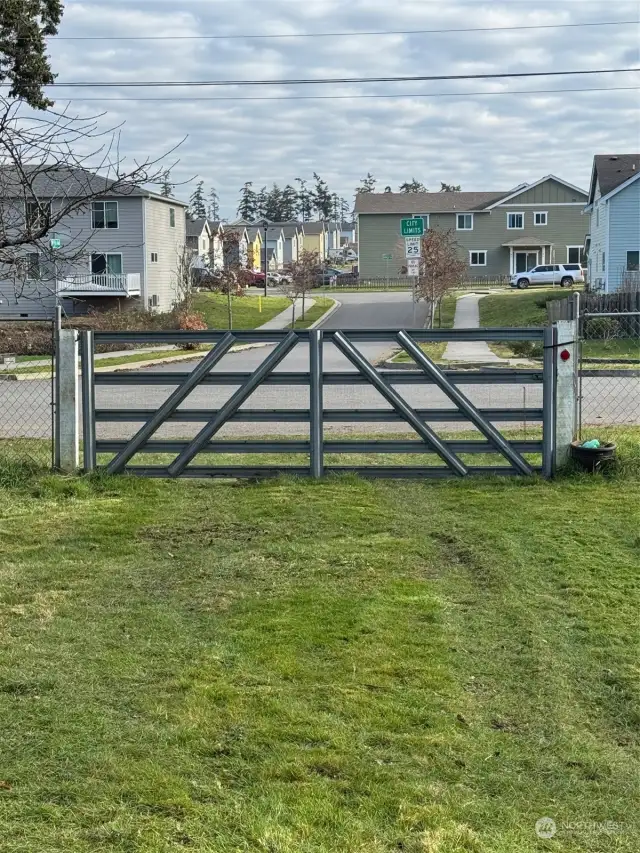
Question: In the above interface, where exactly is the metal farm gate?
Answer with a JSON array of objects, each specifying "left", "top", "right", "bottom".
[{"left": 79, "top": 326, "right": 555, "bottom": 479}]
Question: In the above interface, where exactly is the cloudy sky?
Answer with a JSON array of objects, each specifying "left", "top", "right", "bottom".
[{"left": 43, "top": 0, "right": 640, "bottom": 216}]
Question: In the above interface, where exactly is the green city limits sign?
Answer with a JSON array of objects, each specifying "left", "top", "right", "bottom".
[{"left": 400, "top": 217, "right": 424, "bottom": 237}]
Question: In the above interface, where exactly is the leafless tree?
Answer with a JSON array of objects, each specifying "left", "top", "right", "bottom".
[
  {"left": 281, "top": 250, "right": 318, "bottom": 325},
  {"left": 0, "top": 95, "right": 185, "bottom": 309},
  {"left": 398, "top": 229, "right": 466, "bottom": 328}
]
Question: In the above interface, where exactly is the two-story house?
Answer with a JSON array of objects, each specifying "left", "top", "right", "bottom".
[
  {"left": 584, "top": 154, "right": 640, "bottom": 292},
  {"left": 0, "top": 167, "right": 188, "bottom": 317},
  {"left": 265, "top": 227, "right": 285, "bottom": 269},
  {"left": 355, "top": 176, "right": 589, "bottom": 279}
]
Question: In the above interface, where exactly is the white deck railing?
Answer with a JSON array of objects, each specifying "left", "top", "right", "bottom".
[{"left": 57, "top": 273, "right": 141, "bottom": 296}]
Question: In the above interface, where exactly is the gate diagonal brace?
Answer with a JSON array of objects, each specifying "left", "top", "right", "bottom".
[
  {"left": 396, "top": 331, "right": 533, "bottom": 476},
  {"left": 107, "top": 331, "right": 236, "bottom": 474},
  {"left": 332, "top": 331, "right": 468, "bottom": 475},
  {"left": 167, "top": 331, "right": 300, "bottom": 477}
]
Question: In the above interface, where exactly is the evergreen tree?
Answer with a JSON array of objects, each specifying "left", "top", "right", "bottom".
[
  {"left": 263, "top": 184, "right": 284, "bottom": 221},
  {"left": 255, "top": 186, "right": 268, "bottom": 220},
  {"left": 331, "top": 193, "right": 341, "bottom": 224},
  {"left": 296, "top": 177, "right": 313, "bottom": 222},
  {"left": 312, "top": 172, "right": 333, "bottom": 219},
  {"left": 440, "top": 182, "right": 461, "bottom": 192},
  {"left": 1, "top": 0, "right": 63, "bottom": 109},
  {"left": 355, "top": 173, "right": 377, "bottom": 195},
  {"left": 188, "top": 180, "right": 207, "bottom": 220},
  {"left": 208, "top": 186, "right": 220, "bottom": 220},
  {"left": 339, "top": 198, "right": 350, "bottom": 227},
  {"left": 399, "top": 178, "right": 427, "bottom": 193},
  {"left": 237, "top": 181, "right": 258, "bottom": 220},
  {"left": 160, "top": 171, "right": 173, "bottom": 198},
  {"left": 280, "top": 184, "right": 298, "bottom": 221}
]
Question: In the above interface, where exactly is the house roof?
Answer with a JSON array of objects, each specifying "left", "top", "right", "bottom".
[
  {"left": 281, "top": 224, "right": 301, "bottom": 238},
  {"left": 0, "top": 165, "right": 189, "bottom": 206},
  {"left": 502, "top": 237, "right": 553, "bottom": 247},
  {"left": 588, "top": 154, "right": 640, "bottom": 204},
  {"left": 354, "top": 190, "right": 510, "bottom": 214},
  {"left": 486, "top": 175, "right": 587, "bottom": 209},
  {"left": 266, "top": 227, "right": 284, "bottom": 239},
  {"left": 302, "top": 221, "right": 326, "bottom": 234},
  {"left": 246, "top": 226, "right": 263, "bottom": 241},
  {"left": 186, "top": 218, "right": 208, "bottom": 238}
]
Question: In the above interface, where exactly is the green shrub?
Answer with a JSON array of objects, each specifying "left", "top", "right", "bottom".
[
  {"left": 584, "top": 317, "right": 620, "bottom": 340},
  {"left": 508, "top": 340, "right": 543, "bottom": 359}
]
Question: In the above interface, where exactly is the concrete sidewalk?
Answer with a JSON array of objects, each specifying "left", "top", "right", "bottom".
[{"left": 442, "top": 294, "right": 503, "bottom": 363}]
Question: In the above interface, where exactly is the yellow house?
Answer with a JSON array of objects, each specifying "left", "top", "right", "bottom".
[
  {"left": 302, "top": 222, "right": 326, "bottom": 261},
  {"left": 246, "top": 227, "right": 264, "bottom": 271}
]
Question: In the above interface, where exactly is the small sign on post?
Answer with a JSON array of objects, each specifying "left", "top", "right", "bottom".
[
  {"left": 407, "top": 258, "right": 420, "bottom": 276},
  {"left": 50, "top": 237, "right": 62, "bottom": 250},
  {"left": 401, "top": 218, "right": 424, "bottom": 237},
  {"left": 382, "top": 253, "right": 393, "bottom": 261},
  {"left": 405, "top": 237, "right": 421, "bottom": 258}
]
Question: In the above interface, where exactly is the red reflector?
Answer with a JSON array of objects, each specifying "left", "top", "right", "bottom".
[{"left": 560, "top": 349, "right": 571, "bottom": 361}]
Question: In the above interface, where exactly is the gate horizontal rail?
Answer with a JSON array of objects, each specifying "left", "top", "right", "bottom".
[
  {"left": 82, "top": 326, "right": 554, "bottom": 479},
  {"left": 94, "top": 369, "right": 544, "bottom": 387},
  {"left": 95, "top": 408, "right": 544, "bottom": 423},
  {"left": 93, "top": 327, "right": 545, "bottom": 345}
]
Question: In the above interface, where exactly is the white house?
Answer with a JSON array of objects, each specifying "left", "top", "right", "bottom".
[{"left": 585, "top": 154, "right": 640, "bottom": 292}]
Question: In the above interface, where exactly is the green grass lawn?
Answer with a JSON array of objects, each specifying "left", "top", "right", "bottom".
[
  {"left": 289, "top": 296, "right": 335, "bottom": 329},
  {"left": 478, "top": 288, "right": 570, "bottom": 328},
  {"left": 1, "top": 446, "right": 639, "bottom": 852},
  {"left": 194, "top": 293, "right": 290, "bottom": 329},
  {"left": 393, "top": 296, "right": 459, "bottom": 363}
]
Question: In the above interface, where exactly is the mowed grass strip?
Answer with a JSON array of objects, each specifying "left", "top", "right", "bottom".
[
  {"left": 0, "top": 469, "right": 639, "bottom": 852},
  {"left": 193, "top": 293, "right": 290, "bottom": 328}
]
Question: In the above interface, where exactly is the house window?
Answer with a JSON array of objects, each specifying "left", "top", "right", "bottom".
[
  {"left": 567, "top": 246, "right": 585, "bottom": 265},
  {"left": 25, "top": 253, "right": 40, "bottom": 280},
  {"left": 91, "top": 253, "right": 123, "bottom": 276},
  {"left": 169, "top": 208, "right": 176, "bottom": 228},
  {"left": 507, "top": 212, "right": 524, "bottom": 229},
  {"left": 596, "top": 205, "right": 600, "bottom": 227},
  {"left": 414, "top": 214, "right": 429, "bottom": 230},
  {"left": 534, "top": 211, "right": 548, "bottom": 226},
  {"left": 456, "top": 213, "right": 473, "bottom": 230},
  {"left": 602, "top": 251, "right": 606, "bottom": 272},
  {"left": 150, "top": 252, "right": 158, "bottom": 263},
  {"left": 91, "top": 201, "right": 118, "bottom": 229},
  {"left": 25, "top": 200, "right": 51, "bottom": 231},
  {"left": 627, "top": 251, "right": 639, "bottom": 271},
  {"left": 469, "top": 250, "right": 487, "bottom": 266}
]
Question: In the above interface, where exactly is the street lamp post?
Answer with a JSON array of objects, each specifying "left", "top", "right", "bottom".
[{"left": 263, "top": 222, "right": 268, "bottom": 297}]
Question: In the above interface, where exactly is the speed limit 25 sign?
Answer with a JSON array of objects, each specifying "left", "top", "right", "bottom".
[{"left": 405, "top": 237, "right": 421, "bottom": 258}]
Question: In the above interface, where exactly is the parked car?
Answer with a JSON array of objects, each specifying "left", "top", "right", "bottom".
[
  {"left": 269, "top": 271, "right": 292, "bottom": 286},
  {"left": 247, "top": 270, "right": 266, "bottom": 286},
  {"left": 510, "top": 264, "right": 584, "bottom": 289}
]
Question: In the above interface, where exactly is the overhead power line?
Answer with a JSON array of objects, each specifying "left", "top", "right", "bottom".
[
  {"left": 48, "top": 19, "right": 640, "bottom": 40},
  {"left": 19, "top": 67, "right": 640, "bottom": 89},
  {"left": 53, "top": 85, "right": 640, "bottom": 103}
]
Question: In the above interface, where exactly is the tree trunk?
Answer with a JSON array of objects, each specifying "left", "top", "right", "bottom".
[{"left": 227, "top": 285, "right": 233, "bottom": 329}]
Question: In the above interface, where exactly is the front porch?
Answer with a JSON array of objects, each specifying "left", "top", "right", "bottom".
[
  {"left": 503, "top": 237, "right": 554, "bottom": 275},
  {"left": 56, "top": 273, "right": 141, "bottom": 297}
]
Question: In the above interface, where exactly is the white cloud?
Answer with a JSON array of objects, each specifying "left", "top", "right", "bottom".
[{"left": 41, "top": 0, "right": 640, "bottom": 215}]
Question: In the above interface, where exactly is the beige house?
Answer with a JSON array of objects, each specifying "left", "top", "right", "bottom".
[{"left": 302, "top": 221, "right": 326, "bottom": 261}]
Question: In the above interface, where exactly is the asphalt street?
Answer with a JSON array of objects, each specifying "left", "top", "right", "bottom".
[{"left": 1, "top": 292, "right": 638, "bottom": 442}]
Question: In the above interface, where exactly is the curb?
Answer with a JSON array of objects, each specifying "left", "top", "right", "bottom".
[{"left": 307, "top": 298, "right": 341, "bottom": 329}]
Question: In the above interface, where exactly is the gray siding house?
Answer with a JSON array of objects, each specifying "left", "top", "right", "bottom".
[
  {"left": 0, "top": 167, "right": 188, "bottom": 317},
  {"left": 584, "top": 155, "right": 640, "bottom": 292},
  {"left": 355, "top": 176, "right": 589, "bottom": 279}
]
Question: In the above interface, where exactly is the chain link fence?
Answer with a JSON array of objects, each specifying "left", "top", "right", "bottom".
[
  {"left": 0, "top": 319, "right": 56, "bottom": 474},
  {"left": 579, "top": 309, "right": 640, "bottom": 441}
]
